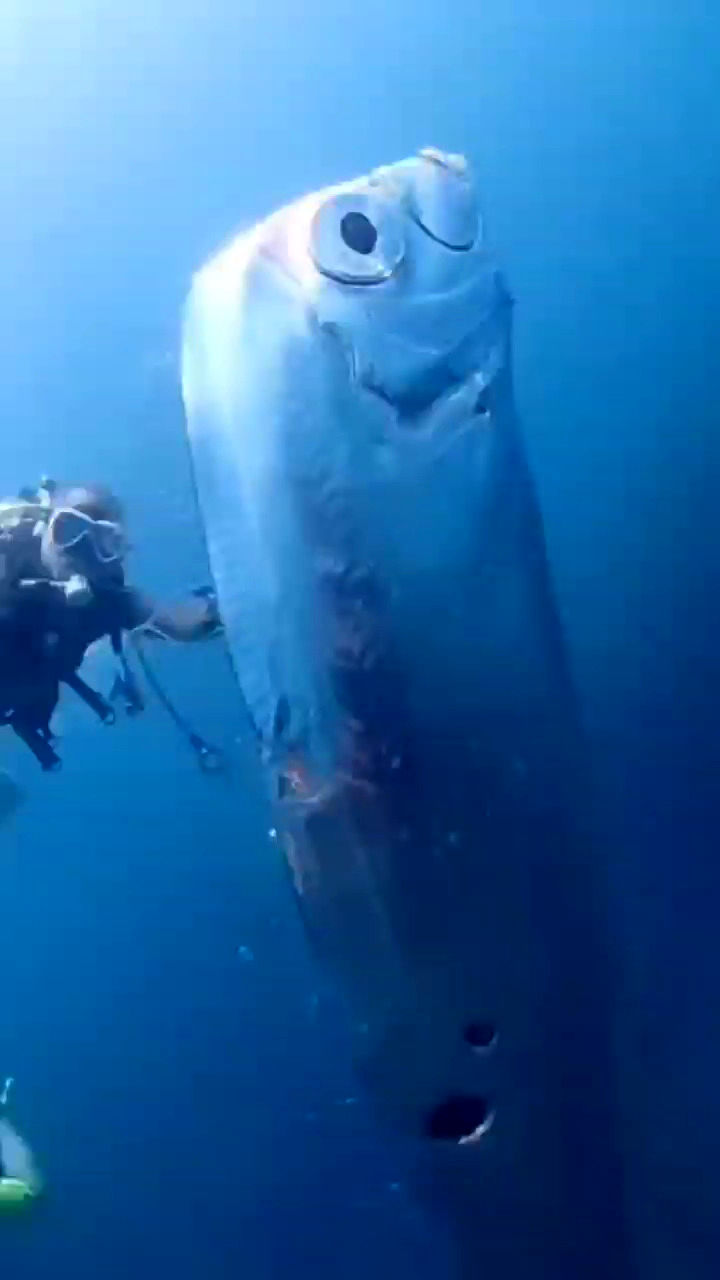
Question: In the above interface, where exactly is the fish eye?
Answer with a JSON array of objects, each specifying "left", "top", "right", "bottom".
[
  {"left": 409, "top": 148, "right": 480, "bottom": 250},
  {"left": 340, "top": 211, "right": 377, "bottom": 255},
  {"left": 310, "top": 191, "right": 404, "bottom": 285}
]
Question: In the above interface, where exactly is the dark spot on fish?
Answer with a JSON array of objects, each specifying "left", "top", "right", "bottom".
[
  {"left": 340, "top": 211, "right": 378, "bottom": 256},
  {"left": 273, "top": 695, "right": 291, "bottom": 741},
  {"left": 424, "top": 1094, "right": 493, "bottom": 1143},
  {"left": 463, "top": 1021, "right": 497, "bottom": 1052}
]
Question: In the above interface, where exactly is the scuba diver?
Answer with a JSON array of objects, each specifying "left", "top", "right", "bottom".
[
  {"left": 0, "top": 1078, "right": 42, "bottom": 1211},
  {"left": 0, "top": 478, "right": 225, "bottom": 772}
]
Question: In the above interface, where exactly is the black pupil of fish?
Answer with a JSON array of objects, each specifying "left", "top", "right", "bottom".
[{"left": 340, "top": 211, "right": 378, "bottom": 255}]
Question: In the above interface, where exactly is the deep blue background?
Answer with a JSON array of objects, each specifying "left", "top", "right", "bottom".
[{"left": 1, "top": 2, "right": 719, "bottom": 1275}]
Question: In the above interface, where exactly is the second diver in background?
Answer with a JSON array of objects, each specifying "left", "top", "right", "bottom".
[{"left": 0, "top": 1078, "right": 42, "bottom": 1213}]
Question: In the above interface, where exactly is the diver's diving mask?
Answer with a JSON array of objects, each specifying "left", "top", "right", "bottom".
[{"left": 46, "top": 507, "right": 128, "bottom": 565}]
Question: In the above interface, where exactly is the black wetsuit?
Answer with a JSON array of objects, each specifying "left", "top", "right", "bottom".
[{"left": 0, "top": 577, "right": 149, "bottom": 769}]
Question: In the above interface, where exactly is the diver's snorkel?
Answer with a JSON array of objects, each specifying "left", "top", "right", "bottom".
[{"left": 16, "top": 475, "right": 56, "bottom": 507}]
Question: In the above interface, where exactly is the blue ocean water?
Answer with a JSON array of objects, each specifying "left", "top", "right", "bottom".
[{"left": 1, "top": 2, "right": 719, "bottom": 1276}]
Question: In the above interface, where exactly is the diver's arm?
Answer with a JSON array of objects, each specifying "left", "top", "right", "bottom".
[
  {"left": 126, "top": 588, "right": 222, "bottom": 643},
  {"left": 16, "top": 574, "right": 92, "bottom": 606}
]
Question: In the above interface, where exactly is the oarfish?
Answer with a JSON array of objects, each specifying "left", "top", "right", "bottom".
[{"left": 181, "top": 149, "right": 630, "bottom": 1278}]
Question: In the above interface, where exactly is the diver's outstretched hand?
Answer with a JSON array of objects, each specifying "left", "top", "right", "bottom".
[
  {"left": 133, "top": 586, "right": 223, "bottom": 644},
  {"left": 191, "top": 586, "right": 224, "bottom": 638}
]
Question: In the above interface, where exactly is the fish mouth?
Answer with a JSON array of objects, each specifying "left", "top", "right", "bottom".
[
  {"left": 321, "top": 321, "right": 499, "bottom": 431},
  {"left": 361, "top": 365, "right": 493, "bottom": 427}
]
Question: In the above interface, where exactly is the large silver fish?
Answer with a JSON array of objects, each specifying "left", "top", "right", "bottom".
[{"left": 181, "top": 150, "right": 630, "bottom": 1277}]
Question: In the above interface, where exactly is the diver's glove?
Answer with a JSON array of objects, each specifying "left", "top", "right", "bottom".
[{"left": 191, "top": 585, "right": 223, "bottom": 638}]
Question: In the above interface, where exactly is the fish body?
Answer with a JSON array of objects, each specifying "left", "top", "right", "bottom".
[{"left": 182, "top": 151, "right": 629, "bottom": 1277}]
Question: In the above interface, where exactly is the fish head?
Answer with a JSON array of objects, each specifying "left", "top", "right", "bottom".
[
  {"left": 181, "top": 151, "right": 516, "bottom": 763},
  {"left": 256, "top": 148, "right": 512, "bottom": 454},
  {"left": 184, "top": 148, "right": 512, "bottom": 505}
]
